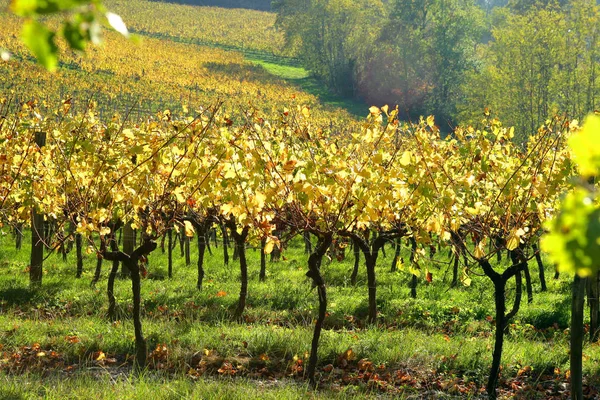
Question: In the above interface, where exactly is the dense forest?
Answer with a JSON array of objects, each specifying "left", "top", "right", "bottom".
[{"left": 274, "top": 0, "right": 599, "bottom": 136}]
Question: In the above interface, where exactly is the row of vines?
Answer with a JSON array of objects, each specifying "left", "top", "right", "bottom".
[{"left": 0, "top": 95, "right": 594, "bottom": 398}]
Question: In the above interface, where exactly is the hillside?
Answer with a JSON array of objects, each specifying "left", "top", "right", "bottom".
[
  {"left": 148, "top": 0, "right": 272, "bottom": 11},
  {"left": 0, "top": 0, "right": 362, "bottom": 123}
]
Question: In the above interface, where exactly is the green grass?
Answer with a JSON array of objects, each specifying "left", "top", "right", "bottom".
[
  {"left": 247, "top": 59, "right": 310, "bottom": 80},
  {"left": 0, "top": 372, "right": 379, "bottom": 400},
  {"left": 247, "top": 59, "right": 368, "bottom": 117},
  {"left": 0, "top": 231, "right": 596, "bottom": 398}
]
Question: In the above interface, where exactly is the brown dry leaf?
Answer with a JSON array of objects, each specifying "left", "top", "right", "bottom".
[
  {"left": 358, "top": 359, "right": 373, "bottom": 372},
  {"left": 517, "top": 366, "right": 532, "bottom": 377},
  {"left": 65, "top": 335, "right": 80, "bottom": 344},
  {"left": 322, "top": 364, "right": 334, "bottom": 372},
  {"left": 426, "top": 271, "right": 433, "bottom": 283},
  {"left": 217, "top": 361, "right": 237, "bottom": 375},
  {"left": 339, "top": 348, "right": 355, "bottom": 362}
]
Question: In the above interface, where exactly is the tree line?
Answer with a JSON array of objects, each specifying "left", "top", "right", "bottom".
[{"left": 274, "top": 0, "right": 600, "bottom": 138}]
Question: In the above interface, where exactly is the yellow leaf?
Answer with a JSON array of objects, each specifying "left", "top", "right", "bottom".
[
  {"left": 301, "top": 106, "right": 310, "bottom": 118},
  {"left": 426, "top": 217, "right": 441, "bottom": 234},
  {"left": 369, "top": 106, "right": 380, "bottom": 115},
  {"left": 224, "top": 165, "right": 236, "bottom": 179},
  {"left": 569, "top": 114, "right": 600, "bottom": 177},
  {"left": 264, "top": 239, "right": 275, "bottom": 254},
  {"left": 373, "top": 152, "right": 383, "bottom": 164},
  {"left": 174, "top": 190, "right": 186, "bottom": 204},
  {"left": 426, "top": 115, "right": 435, "bottom": 128},
  {"left": 400, "top": 151, "right": 412, "bottom": 166},
  {"left": 462, "top": 274, "right": 472, "bottom": 287},
  {"left": 184, "top": 221, "right": 195, "bottom": 237},
  {"left": 506, "top": 232, "right": 520, "bottom": 251},
  {"left": 221, "top": 202, "right": 234, "bottom": 216},
  {"left": 96, "top": 351, "right": 106, "bottom": 361},
  {"left": 474, "top": 240, "right": 486, "bottom": 259},
  {"left": 255, "top": 192, "right": 266, "bottom": 209},
  {"left": 264, "top": 236, "right": 279, "bottom": 254},
  {"left": 465, "top": 207, "right": 478, "bottom": 216}
]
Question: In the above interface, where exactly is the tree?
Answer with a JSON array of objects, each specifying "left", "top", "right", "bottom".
[
  {"left": 273, "top": 0, "right": 382, "bottom": 96},
  {"left": 366, "top": 0, "right": 483, "bottom": 128},
  {"left": 458, "top": 2, "right": 600, "bottom": 140}
]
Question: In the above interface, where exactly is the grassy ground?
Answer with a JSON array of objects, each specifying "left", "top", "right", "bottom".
[
  {"left": 0, "top": 230, "right": 598, "bottom": 398},
  {"left": 246, "top": 59, "right": 368, "bottom": 117}
]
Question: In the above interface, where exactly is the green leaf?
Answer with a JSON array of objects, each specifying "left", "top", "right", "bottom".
[
  {"left": 21, "top": 20, "right": 58, "bottom": 72},
  {"left": 130, "top": 145, "right": 146, "bottom": 154},
  {"left": 542, "top": 188, "right": 600, "bottom": 277},
  {"left": 11, "top": 0, "right": 92, "bottom": 17},
  {"left": 62, "top": 21, "right": 87, "bottom": 52}
]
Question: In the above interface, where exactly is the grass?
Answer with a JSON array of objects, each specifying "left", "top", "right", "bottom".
[
  {"left": 0, "top": 372, "right": 375, "bottom": 400},
  {"left": 0, "top": 230, "right": 597, "bottom": 398},
  {"left": 247, "top": 59, "right": 368, "bottom": 117},
  {"left": 247, "top": 59, "right": 309, "bottom": 80}
]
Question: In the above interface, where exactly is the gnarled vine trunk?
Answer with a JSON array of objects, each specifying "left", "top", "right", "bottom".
[
  {"left": 531, "top": 242, "right": 547, "bottom": 291},
  {"left": 350, "top": 237, "right": 360, "bottom": 285},
  {"left": 104, "top": 239, "right": 157, "bottom": 370},
  {"left": 259, "top": 237, "right": 266, "bottom": 282},
  {"left": 197, "top": 227, "right": 207, "bottom": 290},
  {"left": 305, "top": 233, "right": 333, "bottom": 388},
  {"left": 75, "top": 233, "right": 83, "bottom": 278},
  {"left": 167, "top": 229, "right": 173, "bottom": 278},
  {"left": 409, "top": 237, "right": 418, "bottom": 298},
  {"left": 225, "top": 218, "right": 249, "bottom": 320},
  {"left": 571, "top": 275, "right": 586, "bottom": 400},
  {"left": 221, "top": 223, "right": 229, "bottom": 266},
  {"left": 391, "top": 237, "right": 401, "bottom": 272},
  {"left": 480, "top": 250, "right": 525, "bottom": 400}
]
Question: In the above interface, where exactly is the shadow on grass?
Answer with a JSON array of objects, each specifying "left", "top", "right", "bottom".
[
  {"left": 245, "top": 58, "right": 368, "bottom": 118},
  {"left": 203, "top": 61, "right": 281, "bottom": 86},
  {"left": 0, "top": 390, "right": 25, "bottom": 400},
  {"left": 289, "top": 76, "right": 367, "bottom": 117},
  {"left": 522, "top": 294, "right": 571, "bottom": 329},
  {"left": 0, "top": 283, "right": 64, "bottom": 307}
]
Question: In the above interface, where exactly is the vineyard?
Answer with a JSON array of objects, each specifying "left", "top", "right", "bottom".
[
  {"left": 105, "top": 0, "right": 288, "bottom": 56},
  {"left": 1, "top": 0, "right": 600, "bottom": 399},
  {"left": 0, "top": 0, "right": 357, "bottom": 122}
]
